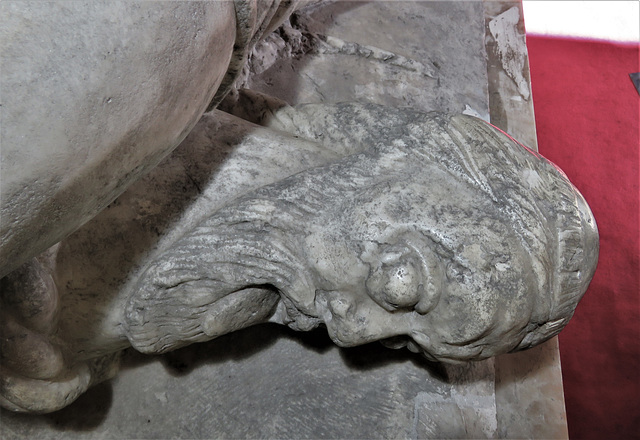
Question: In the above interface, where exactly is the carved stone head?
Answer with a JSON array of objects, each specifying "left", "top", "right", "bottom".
[
  {"left": 280, "top": 113, "right": 598, "bottom": 362},
  {"left": 126, "top": 111, "right": 598, "bottom": 363}
]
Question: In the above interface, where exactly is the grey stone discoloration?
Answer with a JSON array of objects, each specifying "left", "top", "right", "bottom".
[
  {"left": 229, "top": 0, "right": 489, "bottom": 119},
  {"left": 495, "top": 338, "right": 568, "bottom": 439},
  {"left": 0, "top": 328, "right": 446, "bottom": 439},
  {"left": 484, "top": 0, "right": 538, "bottom": 149},
  {"left": 0, "top": 2, "right": 237, "bottom": 278},
  {"left": 413, "top": 361, "right": 498, "bottom": 439},
  {"left": 482, "top": 3, "right": 570, "bottom": 437},
  {"left": 124, "top": 103, "right": 597, "bottom": 362},
  {"left": 0, "top": 102, "right": 598, "bottom": 415},
  {"left": 0, "top": 0, "right": 310, "bottom": 280},
  {"left": 489, "top": 7, "right": 530, "bottom": 100},
  {"left": 0, "top": 109, "right": 341, "bottom": 413},
  {"left": 0, "top": 106, "right": 350, "bottom": 403},
  {"left": 0, "top": 1, "right": 596, "bottom": 436},
  {"left": 207, "top": 0, "right": 307, "bottom": 109}
]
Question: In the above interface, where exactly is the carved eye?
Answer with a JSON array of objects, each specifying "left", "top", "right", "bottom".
[{"left": 365, "top": 242, "right": 441, "bottom": 314}]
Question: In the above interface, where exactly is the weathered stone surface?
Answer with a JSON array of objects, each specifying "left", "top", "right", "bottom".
[
  {"left": 0, "top": 2, "right": 236, "bottom": 278},
  {"left": 0, "top": 1, "right": 596, "bottom": 438},
  {"left": 0, "top": 100, "right": 598, "bottom": 417},
  {"left": 495, "top": 337, "right": 569, "bottom": 439},
  {"left": 0, "top": 328, "right": 485, "bottom": 439},
  {"left": 231, "top": 0, "right": 490, "bottom": 119},
  {"left": 485, "top": 1, "right": 538, "bottom": 148},
  {"left": 0, "top": 109, "right": 342, "bottom": 413},
  {"left": 0, "top": 0, "right": 302, "bottom": 279},
  {"left": 483, "top": 2, "right": 570, "bottom": 437}
]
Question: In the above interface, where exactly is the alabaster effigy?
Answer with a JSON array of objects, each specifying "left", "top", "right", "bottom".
[
  {"left": 1, "top": 101, "right": 597, "bottom": 413},
  {"left": 1, "top": 1, "right": 597, "bottom": 436}
]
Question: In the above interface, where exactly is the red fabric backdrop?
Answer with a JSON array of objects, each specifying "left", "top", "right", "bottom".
[{"left": 527, "top": 36, "right": 639, "bottom": 439}]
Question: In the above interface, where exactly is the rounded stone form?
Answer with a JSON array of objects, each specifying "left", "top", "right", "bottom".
[{"left": 0, "top": 2, "right": 236, "bottom": 277}]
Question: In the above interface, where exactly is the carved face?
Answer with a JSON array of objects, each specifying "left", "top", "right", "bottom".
[{"left": 308, "top": 174, "right": 540, "bottom": 362}]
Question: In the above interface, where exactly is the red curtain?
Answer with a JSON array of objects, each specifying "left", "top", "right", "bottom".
[{"left": 527, "top": 36, "right": 640, "bottom": 439}]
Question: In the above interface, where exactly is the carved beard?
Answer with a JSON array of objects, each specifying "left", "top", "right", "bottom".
[{"left": 123, "top": 198, "right": 319, "bottom": 354}]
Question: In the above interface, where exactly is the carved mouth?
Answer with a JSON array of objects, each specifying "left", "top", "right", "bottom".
[
  {"left": 312, "top": 289, "right": 358, "bottom": 347},
  {"left": 380, "top": 334, "right": 427, "bottom": 355},
  {"left": 380, "top": 335, "right": 410, "bottom": 350}
]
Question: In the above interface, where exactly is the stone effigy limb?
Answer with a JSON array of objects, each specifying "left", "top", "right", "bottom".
[
  {"left": 0, "top": 0, "right": 303, "bottom": 279},
  {"left": 0, "top": 105, "right": 347, "bottom": 413},
  {"left": 0, "top": 103, "right": 597, "bottom": 413},
  {"left": 0, "top": 2, "right": 302, "bottom": 410},
  {"left": 0, "top": 107, "right": 340, "bottom": 413}
]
